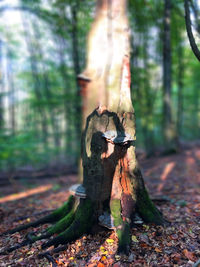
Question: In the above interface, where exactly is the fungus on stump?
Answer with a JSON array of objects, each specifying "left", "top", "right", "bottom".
[{"left": 1, "top": 0, "right": 165, "bottom": 257}]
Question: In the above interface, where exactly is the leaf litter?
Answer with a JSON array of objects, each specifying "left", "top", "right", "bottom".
[{"left": 0, "top": 145, "right": 199, "bottom": 266}]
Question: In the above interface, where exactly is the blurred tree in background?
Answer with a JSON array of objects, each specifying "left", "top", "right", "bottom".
[{"left": 0, "top": 0, "right": 199, "bottom": 175}]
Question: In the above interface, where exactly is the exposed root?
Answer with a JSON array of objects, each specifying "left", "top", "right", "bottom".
[
  {"left": 110, "top": 199, "right": 131, "bottom": 255},
  {"left": 29, "top": 205, "right": 77, "bottom": 242},
  {"left": 42, "top": 199, "right": 93, "bottom": 249},
  {"left": 38, "top": 245, "right": 69, "bottom": 266},
  {"left": 38, "top": 245, "right": 67, "bottom": 259},
  {"left": 136, "top": 187, "right": 165, "bottom": 225},
  {"left": 133, "top": 168, "right": 165, "bottom": 225},
  {"left": 0, "top": 239, "right": 31, "bottom": 255},
  {"left": 0, "top": 197, "right": 94, "bottom": 256},
  {"left": 12, "top": 209, "right": 54, "bottom": 223},
  {"left": 0, "top": 195, "right": 75, "bottom": 236},
  {"left": 38, "top": 252, "right": 58, "bottom": 267}
]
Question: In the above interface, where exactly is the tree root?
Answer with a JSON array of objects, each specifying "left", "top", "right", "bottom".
[
  {"left": 1, "top": 189, "right": 165, "bottom": 258},
  {"left": 38, "top": 252, "right": 58, "bottom": 267},
  {"left": 0, "top": 196, "right": 93, "bottom": 256},
  {"left": 12, "top": 209, "right": 55, "bottom": 223},
  {"left": 42, "top": 199, "right": 93, "bottom": 249},
  {"left": 110, "top": 199, "right": 131, "bottom": 255},
  {"left": 0, "top": 195, "right": 75, "bottom": 236}
]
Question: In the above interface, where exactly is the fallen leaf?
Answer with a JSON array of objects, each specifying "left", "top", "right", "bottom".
[
  {"left": 97, "top": 262, "right": 105, "bottom": 267},
  {"left": 143, "top": 224, "right": 149, "bottom": 230},
  {"left": 132, "top": 235, "right": 139, "bottom": 242},
  {"left": 101, "top": 250, "right": 108, "bottom": 255},
  {"left": 115, "top": 255, "right": 121, "bottom": 261},
  {"left": 183, "top": 249, "right": 196, "bottom": 261},
  {"left": 106, "top": 238, "right": 114, "bottom": 244},
  {"left": 101, "top": 255, "right": 107, "bottom": 261},
  {"left": 155, "top": 247, "right": 162, "bottom": 253}
]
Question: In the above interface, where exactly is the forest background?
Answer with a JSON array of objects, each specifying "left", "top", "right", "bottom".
[{"left": 0, "top": 0, "right": 199, "bottom": 176}]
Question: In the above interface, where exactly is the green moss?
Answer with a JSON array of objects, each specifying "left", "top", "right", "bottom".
[
  {"left": 110, "top": 199, "right": 123, "bottom": 226},
  {"left": 136, "top": 188, "right": 164, "bottom": 225},
  {"left": 31, "top": 209, "right": 75, "bottom": 242},
  {"left": 116, "top": 222, "right": 131, "bottom": 254},
  {"left": 3, "top": 195, "right": 75, "bottom": 236},
  {"left": 42, "top": 199, "right": 94, "bottom": 249},
  {"left": 47, "top": 209, "right": 75, "bottom": 235},
  {"left": 110, "top": 199, "right": 131, "bottom": 254},
  {"left": 49, "top": 195, "right": 75, "bottom": 221}
]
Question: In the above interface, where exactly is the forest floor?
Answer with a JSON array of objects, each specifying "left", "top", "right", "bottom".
[{"left": 0, "top": 144, "right": 199, "bottom": 267}]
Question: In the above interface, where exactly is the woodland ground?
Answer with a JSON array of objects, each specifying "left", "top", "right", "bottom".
[{"left": 0, "top": 144, "right": 199, "bottom": 267}]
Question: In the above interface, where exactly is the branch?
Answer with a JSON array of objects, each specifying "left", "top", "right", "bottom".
[{"left": 184, "top": 0, "right": 200, "bottom": 61}]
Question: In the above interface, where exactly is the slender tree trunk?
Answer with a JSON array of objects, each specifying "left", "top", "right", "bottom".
[
  {"left": 163, "top": 0, "right": 176, "bottom": 151},
  {"left": 6, "top": 48, "right": 16, "bottom": 135},
  {"left": 0, "top": 39, "right": 4, "bottom": 130},
  {"left": 21, "top": 14, "right": 49, "bottom": 147},
  {"left": 56, "top": 36, "right": 73, "bottom": 154},
  {"left": 177, "top": 42, "right": 184, "bottom": 141},
  {"left": 31, "top": 20, "right": 61, "bottom": 149},
  {"left": 184, "top": 0, "right": 200, "bottom": 61},
  {"left": 142, "top": 32, "right": 155, "bottom": 155},
  {"left": 70, "top": 1, "right": 82, "bottom": 144}
]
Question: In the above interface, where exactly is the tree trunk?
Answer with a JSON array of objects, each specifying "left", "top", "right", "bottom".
[
  {"left": 70, "top": 1, "right": 82, "bottom": 149},
  {"left": 163, "top": 0, "right": 177, "bottom": 151},
  {"left": 6, "top": 48, "right": 16, "bottom": 135},
  {"left": 177, "top": 41, "right": 184, "bottom": 142},
  {"left": 31, "top": 20, "right": 61, "bottom": 149},
  {"left": 21, "top": 14, "right": 49, "bottom": 147},
  {"left": 2, "top": 0, "right": 165, "bottom": 257},
  {"left": 79, "top": 0, "right": 164, "bottom": 252},
  {"left": 0, "top": 39, "right": 4, "bottom": 130}
]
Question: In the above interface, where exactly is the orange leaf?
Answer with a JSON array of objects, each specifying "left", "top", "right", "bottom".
[
  {"left": 183, "top": 249, "right": 196, "bottom": 261},
  {"left": 101, "top": 256, "right": 107, "bottom": 261},
  {"left": 140, "top": 243, "right": 148, "bottom": 248},
  {"left": 155, "top": 247, "right": 162, "bottom": 253}
]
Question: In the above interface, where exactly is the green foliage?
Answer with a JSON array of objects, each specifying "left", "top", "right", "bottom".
[{"left": 0, "top": 0, "right": 199, "bottom": 172}]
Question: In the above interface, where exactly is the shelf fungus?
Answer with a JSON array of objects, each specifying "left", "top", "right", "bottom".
[
  {"left": 102, "top": 130, "right": 134, "bottom": 145},
  {"left": 69, "top": 184, "right": 86, "bottom": 198},
  {"left": 98, "top": 211, "right": 115, "bottom": 229}
]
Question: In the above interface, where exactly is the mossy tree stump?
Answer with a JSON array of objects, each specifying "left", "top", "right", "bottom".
[{"left": 1, "top": 0, "right": 165, "bottom": 257}]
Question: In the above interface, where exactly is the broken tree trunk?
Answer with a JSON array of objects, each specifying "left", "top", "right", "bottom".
[
  {"left": 79, "top": 0, "right": 164, "bottom": 253},
  {"left": 1, "top": 0, "right": 165, "bottom": 257}
]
